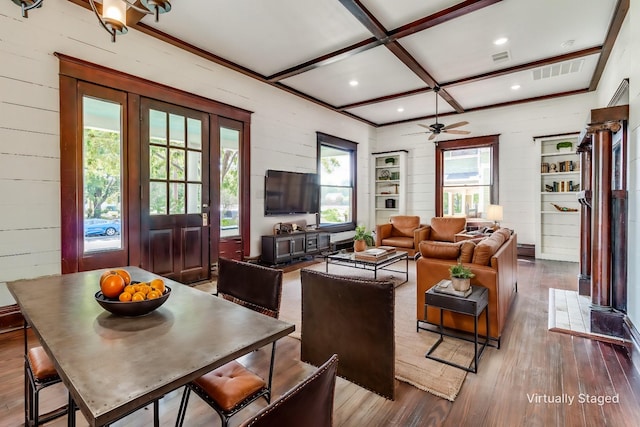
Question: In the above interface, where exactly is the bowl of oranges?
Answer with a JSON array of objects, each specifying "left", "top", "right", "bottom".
[{"left": 95, "top": 269, "right": 171, "bottom": 317}]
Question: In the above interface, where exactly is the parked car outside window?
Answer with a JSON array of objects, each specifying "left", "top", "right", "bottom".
[{"left": 84, "top": 218, "right": 121, "bottom": 237}]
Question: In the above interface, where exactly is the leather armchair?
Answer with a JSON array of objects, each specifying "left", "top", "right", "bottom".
[
  {"left": 375, "top": 215, "right": 428, "bottom": 256},
  {"left": 422, "top": 217, "right": 467, "bottom": 243}
]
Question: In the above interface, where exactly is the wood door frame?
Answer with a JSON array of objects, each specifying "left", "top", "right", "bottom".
[{"left": 58, "top": 54, "right": 252, "bottom": 273}]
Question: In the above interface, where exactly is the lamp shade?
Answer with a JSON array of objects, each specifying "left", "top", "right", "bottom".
[
  {"left": 103, "top": 0, "right": 126, "bottom": 27},
  {"left": 487, "top": 204, "right": 503, "bottom": 222}
]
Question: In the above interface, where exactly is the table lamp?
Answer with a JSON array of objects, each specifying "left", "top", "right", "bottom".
[{"left": 487, "top": 204, "right": 503, "bottom": 230}]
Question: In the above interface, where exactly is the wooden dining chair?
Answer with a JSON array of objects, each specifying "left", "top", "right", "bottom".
[
  {"left": 238, "top": 354, "right": 338, "bottom": 427},
  {"left": 175, "top": 258, "right": 283, "bottom": 427}
]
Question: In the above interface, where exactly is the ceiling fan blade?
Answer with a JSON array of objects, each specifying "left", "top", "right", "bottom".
[
  {"left": 442, "top": 121, "right": 469, "bottom": 130},
  {"left": 443, "top": 129, "right": 471, "bottom": 135},
  {"left": 428, "top": 133, "right": 437, "bottom": 141},
  {"left": 403, "top": 131, "right": 430, "bottom": 136}
]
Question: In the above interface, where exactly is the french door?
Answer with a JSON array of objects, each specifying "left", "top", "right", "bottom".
[
  {"left": 59, "top": 55, "right": 252, "bottom": 280},
  {"left": 140, "top": 99, "right": 210, "bottom": 283}
]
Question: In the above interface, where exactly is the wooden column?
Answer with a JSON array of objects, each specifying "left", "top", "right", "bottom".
[
  {"left": 589, "top": 125, "right": 613, "bottom": 308},
  {"left": 588, "top": 121, "right": 625, "bottom": 336},
  {"left": 577, "top": 142, "right": 592, "bottom": 296}
]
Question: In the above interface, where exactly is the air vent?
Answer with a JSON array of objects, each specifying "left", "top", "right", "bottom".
[
  {"left": 532, "top": 59, "right": 584, "bottom": 80},
  {"left": 492, "top": 51, "right": 510, "bottom": 63}
]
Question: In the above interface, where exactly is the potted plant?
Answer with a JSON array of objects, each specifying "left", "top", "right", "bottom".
[
  {"left": 449, "top": 261, "right": 475, "bottom": 292},
  {"left": 353, "top": 225, "right": 374, "bottom": 252}
]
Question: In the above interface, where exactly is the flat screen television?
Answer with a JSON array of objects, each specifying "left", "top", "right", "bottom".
[{"left": 264, "top": 170, "right": 320, "bottom": 216}]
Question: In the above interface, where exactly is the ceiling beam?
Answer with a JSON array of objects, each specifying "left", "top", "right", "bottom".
[
  {"left": 267, "top": 38, "right": 380, "bottom": 82},
  {"left": 380, "top": 89, "right": 589, "bottom": 127},
  {"left": 441, "top": 46, "right": 603, "bottom": 89},
  {"left": 589, "top": 0, "right": 629, "bottom": 91},
  {"left": 338, "top": 87, "right": 431, "bottom": 111},
  {"left": 388, "top": 0, "right": 502, "bottom": 40}
]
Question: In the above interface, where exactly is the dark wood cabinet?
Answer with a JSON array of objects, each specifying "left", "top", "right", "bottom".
[{"left": 261, "top": 231, "right": 330, "bottom": 265}]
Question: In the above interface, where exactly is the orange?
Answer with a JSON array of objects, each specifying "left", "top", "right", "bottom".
[
  {"left": 149, "top": 278, "right": 165, "bottom": 294},
  {"left": 100, "top": 269, "right": 132, "bottom": 287},
  {"left": 132, "top": 292, "right": 146, "bottom": 302},
  {"left": 100, "top": 273, "right": 125, "bottom": 299},
  {"left": 123, "top": 285, "right": 136, "bottom": 295},
  {"left": 138, "top": 285, "right": 151, "bottom": 295},
  {"left": 118, "top": 292, "right": 132, "bottom": 302},
  {"left": 147, "top": 290, "right": 161, "bottom": 300},
  {"left": 113, "top": 269, "right": 132, "bottom": 286}
]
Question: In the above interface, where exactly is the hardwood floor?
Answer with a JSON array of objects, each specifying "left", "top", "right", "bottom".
[{"left": 1, "top": 259, "right": 639, "bottom": 426}]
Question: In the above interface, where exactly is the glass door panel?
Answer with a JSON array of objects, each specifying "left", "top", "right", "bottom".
[
  {"left": 220, "top": 127, "right": 240, "bottom": 237},
  {"left": 82, "top": 96, "right": 123, "bottom": 254}
]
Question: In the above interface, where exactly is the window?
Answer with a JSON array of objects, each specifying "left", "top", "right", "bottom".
[
  {"left": 317, "top": 132, "right": 357, "bottom": 232},
  {"left": 436, "top": 135, "right": 499, "bottom": 218}
]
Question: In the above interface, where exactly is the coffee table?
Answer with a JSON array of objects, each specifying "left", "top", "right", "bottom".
[{"left": 325, "top": 250, "right": 408, "bottom": 284}]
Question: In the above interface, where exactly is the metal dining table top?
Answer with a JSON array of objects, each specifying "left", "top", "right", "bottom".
[{"left": 8, "top": 266, "right": 294, "bottom": 427}]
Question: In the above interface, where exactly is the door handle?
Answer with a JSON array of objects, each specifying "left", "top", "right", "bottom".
[{"left": 202, "top": 213, "right": 208, "bottom": 226}]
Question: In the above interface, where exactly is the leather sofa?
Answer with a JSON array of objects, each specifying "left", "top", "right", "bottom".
[
  {"left": 375, "top": 215, "right": 428, "bottom": 256},
  {"left": 416, "top": 228, "right": 517, "bottom": 343}
]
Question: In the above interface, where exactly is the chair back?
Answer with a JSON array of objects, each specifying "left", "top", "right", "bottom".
[
  {"left": 389, "top": 215, "right": 420, "bottom": 237},
  {"left": 430, "top": 217, "right": 466, "bottom": 242},
  {"left": 300, "top": 269, "right": 395, "bottom": 400},
  {"left": 217, "top": 258, "right": 283, "bottom": 318},
  {"left": 239, "top": 354, "right": 338, "bottom": 427}
]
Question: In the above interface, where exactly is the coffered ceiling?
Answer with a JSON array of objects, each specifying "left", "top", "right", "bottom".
[{"left": 75, "top": 0, "right": 627, "bottom": 128}]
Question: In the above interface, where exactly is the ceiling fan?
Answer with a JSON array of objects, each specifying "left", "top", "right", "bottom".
[{"left": 411, "top": 86, "right": 470, "bottom": 141}]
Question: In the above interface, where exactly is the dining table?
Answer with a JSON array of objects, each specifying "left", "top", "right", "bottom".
[{"left": 7, "top": 266, "right": 295, "bottom": 427}]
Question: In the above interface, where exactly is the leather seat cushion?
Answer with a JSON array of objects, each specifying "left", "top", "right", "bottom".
[
  {"left": 459, "top": 241, "right": 476, "bottom": 263},
  {"left": 194, "top": 361, "right": 266, "bottom": 411},
  {"left": 381, "top": 236, "right": 414, "bottom": 249},
  {"left": 27, "top": 346, "right": 58, "bottom": 380}
]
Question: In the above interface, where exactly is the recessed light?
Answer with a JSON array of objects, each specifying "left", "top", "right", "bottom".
[
  {"left": 511, "top": 84, "right": 521, "bottom": 90},
  {"left": 494, "top": 37, "right": 508, "bottom": 46},
  {"left": 349, "top": 80, "right": 359, "bottom": 87},
  {"left": 397, "top": 107, "right": 404, "bottom": 113}
]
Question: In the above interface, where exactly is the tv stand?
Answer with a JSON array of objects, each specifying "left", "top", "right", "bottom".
[{"left": 261, "top": 231, "right": 330, "bottom": 265}]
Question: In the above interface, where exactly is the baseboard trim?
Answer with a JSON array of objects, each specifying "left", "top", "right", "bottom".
[
  {"left": 517, "top": 243, "right": 535, "bottom": 258},
  {"left": 624, "top": 317, "right": 640, "bottom": 376}
]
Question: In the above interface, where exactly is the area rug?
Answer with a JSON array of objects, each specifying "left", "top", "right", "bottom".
[
  {"left": 280, "top": 262, "right": 475, "bottom": 401},
  {"left": 548, "top": 288, "right": 625, "bottom": 345}
]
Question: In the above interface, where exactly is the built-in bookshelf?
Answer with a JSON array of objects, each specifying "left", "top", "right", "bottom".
[
  {"left": 371, "top": 151, "right": 407, "bottom": 226},
  {"left": 535, "top": 134, "right": 580, "bottom": 262}
]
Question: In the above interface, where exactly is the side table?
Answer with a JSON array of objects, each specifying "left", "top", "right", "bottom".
[{"left": 421, "top": 284, "right": 490, "bottom": 373}]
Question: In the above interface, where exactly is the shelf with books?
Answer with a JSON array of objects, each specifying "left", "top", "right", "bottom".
[
  {"left": 535, "top": 133, "right": 580, "bottom": 262},
  {"left": 372, "top": 151, "right": 407, "bottom": 224}
]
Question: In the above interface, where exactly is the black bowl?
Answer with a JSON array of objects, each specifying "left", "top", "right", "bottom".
[{"left": 95, "top": 286, "right": 171, "bottom": 317}]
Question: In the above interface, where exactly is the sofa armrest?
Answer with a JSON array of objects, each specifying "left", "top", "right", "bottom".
[
  {"left": 375, "top": 223, "right": 393, "bottom": 246},
  {"left": 413, "top": 226, "right": 430, "bottom": 249}
]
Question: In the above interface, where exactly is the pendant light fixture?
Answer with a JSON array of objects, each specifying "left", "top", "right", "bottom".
[
  {"left": 89, "top": 0, "right": 172, "bottom": 42},
  {"left": 11, "top": 0, "right": 43, "bottom": 18}
]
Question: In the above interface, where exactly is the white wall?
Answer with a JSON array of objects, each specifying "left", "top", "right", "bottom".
[
  {"left": 0, "top": 0, "right": 374, "bottom": 283},
  {"left": 375, "top": 93, "right": 597, "bottom": 245}
]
